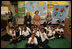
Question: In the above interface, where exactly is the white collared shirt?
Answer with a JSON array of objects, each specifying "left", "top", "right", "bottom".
[
  {"left": 32, "top": 31, "right": 40, "bottom": 37},
  {"left": 27, "top": 27, "right": 31, "bottom": 33},
  {"left": 19, "top": 27, "right": 22, "bottom": 35},
  {"left": 48, "top": 30, "right": 55, "bottom": 36},
  {"left": 55, "top": 28, "right": 60, "bottom": 31},
  {"left": 9, "top": 29, "right": 12, "bottom": 34},
  {"left": 22, "top": 30, "right": 30, "bottom": 36},
  {"left": 9, "top": 29, "right": 16, "bottom": 36},
  {"left": 40, "top": 32, "right": 48, "bottom": 42},
  {"left": 45, "top": 27, "right": 51, "bottom": 31},
  {"left": 28, "top": 37, "right": 38, "bottom": 45},
  {"left": 19, "top": 27, "right": 31, "bottom": 35},
  {"left": 60, "top": 28, "right": 64, "bottom": 33},
  {"left": 55, "top": 28, "right": 64, "bottom": 33}
]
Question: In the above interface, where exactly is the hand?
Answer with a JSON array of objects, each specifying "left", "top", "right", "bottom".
[
  {"left": 27, "top": 21, "right": 29, "bottom": 24},
  {"left": 12, "top": 34, "right": 14, "bottom": 37},
  {"left": 34, "top": 43, "right": 37, "bottom": 46},
  {"left": 46, "top": 31, "right": 49, "bottom": 34},
  {"left": 34, "top": 30, "right": 36, "bottom": 34},
  {"left": 31, "top": 39, "right": 34, "bottom": 42}
]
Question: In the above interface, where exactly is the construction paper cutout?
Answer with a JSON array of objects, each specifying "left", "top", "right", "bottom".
[
  {"left": 32, "top": 6, "right": 34, "bottom": 9},
  {"left": 30, "top": 12, "right": 33, "bottom": 16},
  {"left": 43, "top": 7, "right": 45, "bottom": 9},
  {"left": 36, "top": 4, "right": 40, "bottom": 8},
  {"left": 59, "top": 12, "right": 63, "bottom": 17},
  {"left": 54, "top": 12, "right": 58, "bottom": 16},
  {"left": 39, "top": 2, "right": 44, "bottom": 6},
  {"left": 30, "top": 2, "right": 33, "bottom": 5},
  {"left": 56, "top": 8, "right": 59, "bottom": 12},
  {"left": 15, "top": 9, "right": 18, "bottom": 12},
  {"left": 60, "top": 8, "right": 65, "bottom": 12},
  {"left": 37, "top": 2, "right": 39, "bottom": 4}
]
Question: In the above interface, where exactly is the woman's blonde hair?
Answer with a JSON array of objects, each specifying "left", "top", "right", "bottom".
[
  {"left": 47, "top": 12, "right": 51, "bottom": 18},
  {"left": 26, "top": 12, "right": 30, "bottom": 15}
]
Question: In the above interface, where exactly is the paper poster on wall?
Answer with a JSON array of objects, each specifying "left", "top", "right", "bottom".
[
  {"left": 52, "top": 5, "right": 66, "bottom": 20},
  {"left": 51, "top": 5, "right": 66, "bottom": 25},
  {"left": 18, "top": 1, "right": 25, "bottom": 17},
  {"left": 1, "top": 7, "right": 9, "bottom": 15}
]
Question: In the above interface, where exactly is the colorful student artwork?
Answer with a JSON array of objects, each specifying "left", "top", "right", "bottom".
[
  {"left": 47, "top": 1, "right": 67, "bottom": 5},
  {"left": 26, "top": 1, "right": 47, "bottom": 16},
  {"left": 18, "top": 1, "right": 25, "bottom": 17},
  {"left": 52, "top": 5, "right": 66, "bottom": 20}
]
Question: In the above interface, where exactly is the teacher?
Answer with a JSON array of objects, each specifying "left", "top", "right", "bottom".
[
  {"left": 24, "top": 12, "right": 31, "bottom": 28},
  {"left": 33, "top": 10, "right": 41, "bottom": 28}
]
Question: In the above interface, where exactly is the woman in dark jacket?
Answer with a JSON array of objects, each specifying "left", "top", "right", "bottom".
[{"left": 24, "top": 12, "right": 31, "bottom": 28}]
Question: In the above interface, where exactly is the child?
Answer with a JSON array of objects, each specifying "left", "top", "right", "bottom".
[
  {"left": 32, "top": 26, "right": 40, "bottom": 43},
  {"left": 15, "top": 26, "right": 21, "bottom": 41},
  {"left": 39, "top": 28, "right": 49, "bottom": 47},
  {"left": 32, "top": 27, "right": 40, "bottom": 38},
  {"left": 26, "top": 33, "right": 38, "bottom": 48},
  {"left": 22, "top": 24, "right": 31, "bottom": 40},
  {"left": 43, "top": 21, "right": 47, "bottom": 27},
  {"left": 46, "top": 26, "right": 55, "bottom": 40},
  {"left": 55, "top": 25, "right": 64, "bottom": 38},
  {"left": 18, "top": 25, "right": 23, "bottom": 36},
  {"left": 10, "top": 27, "right": 17, "bottom": 48},
  {"left": 45, "top": 24, "right": 51, "bottom": 33}
]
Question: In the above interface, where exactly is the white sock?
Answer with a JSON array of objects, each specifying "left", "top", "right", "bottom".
[{"left": 59, "top": 35, "right": 61, "bottom": 38}]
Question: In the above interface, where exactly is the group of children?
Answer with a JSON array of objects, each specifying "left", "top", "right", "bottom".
[{"left": 2, "top": 21, "right": 64, "bottom": 48}]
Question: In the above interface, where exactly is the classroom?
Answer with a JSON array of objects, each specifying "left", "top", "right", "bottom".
[{"left": 1, "top": 1, "right": 71, "bottom": 48}]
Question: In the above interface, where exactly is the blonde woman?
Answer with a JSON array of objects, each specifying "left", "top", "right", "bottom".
[{"left": 45, "top": 12, "right": 52, "bottom": 24}]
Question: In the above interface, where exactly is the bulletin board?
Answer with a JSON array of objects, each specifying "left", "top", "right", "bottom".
[
  {"left": 25, "top": 1, "right": 47, "bottom": 19},
  {"left": 13, "top": 1, "right": 68, "bottom": 24}
]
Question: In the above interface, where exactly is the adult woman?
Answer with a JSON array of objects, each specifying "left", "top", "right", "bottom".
[
  {"left": 24, "top": 12, "right": 31, "bottom": 28},
  {"left": 33, "top": 10, "right": 41, "bottom": 28},
  {"left": 45, "top": 12, "right": 52, "bottom": 24},
  {"left": 1, "top": 21, "right": 14, "bottom": 41}
]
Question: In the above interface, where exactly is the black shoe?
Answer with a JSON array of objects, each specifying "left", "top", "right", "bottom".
[{"left": 44, "top": 45, "right": 51, "bottom": 48}]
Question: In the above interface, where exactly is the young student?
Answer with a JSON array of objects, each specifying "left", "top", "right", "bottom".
[
  {"left": 43, "top": 21, "right": 47, "bottom": 27},
  {"left": 31, "top": 24, "right": 34, "bottom": 33},
  {"left": 46, "top": 26, "right": 56, "bottom": 40},
  {"left": 15, "top": 26, "right": 21, "bottom": 41},
  {"left": 18, "top": 25, "right": 23, "bottom": 36},
  {"left": 44, "top": 24, "right": 51, "bottom": 33},
  {"left": 39, "top": 28, "right": 49, "bottom": 47},
  {"left": 25, "top": 33, "right": 38, "bottom": 48},
  {"left": 55, "top": 25, "right": 64, "bottom": 38},
  {"left": 10, "top": 27, "right": 17, "bottom": 48},
  {"left": 32, "top": 25, "right": 40, "bottom": 43},
  {"left": 10, "top": 26, "right": 22, "bottom": 48},
  {"left": 21, "top": 24, "right": 31, "bottom": 40}
]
